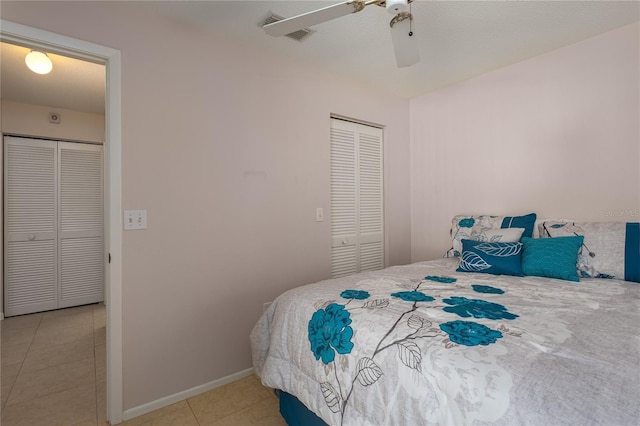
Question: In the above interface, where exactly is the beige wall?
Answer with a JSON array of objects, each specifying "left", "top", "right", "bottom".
[
  {"left": 1, "top": 1, "right": 412, "bottom": 411},
  {"left": 410, "top": 22, "right": 640, "bottom": 261},
  {"left": 1, "top": 100, "right": 105, "bottom": 143},
  {"left": 0, "top": 100, "right": 105, "bottom": 318}
]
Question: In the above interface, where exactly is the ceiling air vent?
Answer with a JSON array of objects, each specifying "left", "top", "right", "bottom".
[{"left": 261, "top": 13, "right": 315, "bottom": 41}]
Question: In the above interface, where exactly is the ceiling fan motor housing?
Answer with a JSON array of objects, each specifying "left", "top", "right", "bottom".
[{"left": 385, "top": 0, "right": 408, "bottom": 14}]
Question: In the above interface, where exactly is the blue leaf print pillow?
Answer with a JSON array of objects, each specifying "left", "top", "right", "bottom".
[{"left": 457, "top": 239, "right": 524, "bottom": 276}]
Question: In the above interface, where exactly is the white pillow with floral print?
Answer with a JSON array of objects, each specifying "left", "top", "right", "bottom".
[
  {"left": 446, "top": 214, "right": 535, "bottom": 257},
  {"left": 471, "top": 227, "right": 525, "bottom": 243},
  {"left": 539, "top": 221, "right": 625, "bottom": 279}
]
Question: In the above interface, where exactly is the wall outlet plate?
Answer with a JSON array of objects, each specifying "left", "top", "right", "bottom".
[{"left": 124, "top": 210, "right": 147, "bottom": 230}]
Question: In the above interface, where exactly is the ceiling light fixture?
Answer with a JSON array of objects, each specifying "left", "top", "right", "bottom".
[{"left": 25, "top": 50, "right": 53, "bottom": 75}]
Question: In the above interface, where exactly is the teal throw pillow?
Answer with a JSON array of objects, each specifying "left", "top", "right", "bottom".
[
  {"left": 521, "top": 236, "right": 584, "bottom": 282},
  {"left": 457, "top": 239, "right": 524, "bottom": 276}
]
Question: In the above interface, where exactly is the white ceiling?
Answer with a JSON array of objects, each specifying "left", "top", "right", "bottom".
[
  {"left": 154, "top": 0, "right": 639, "bottom": 98},
  {"left": 1, "top": 1, "right": 638, "bottom": 114}
]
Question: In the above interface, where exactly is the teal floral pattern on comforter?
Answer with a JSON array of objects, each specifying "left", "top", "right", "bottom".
[
  {"left": 250, "top": 259, "right": 640, "bottom": 426},
  {"left": 304, "top": 275, "right": 518, "bottom": 423},
  {"left": 308, "top": 303, "right": 354, "bottom": 365}
]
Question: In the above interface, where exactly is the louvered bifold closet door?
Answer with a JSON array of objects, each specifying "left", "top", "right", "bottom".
[
  {"left": 4, "top": 137, "right": 58, "bottom": 316},
  {"left": 358, "top": 128, "right": 384, "bottom": 272},
  {"left": 331, "top": 120, "right": 358, "bottom": 278},
  {"left": 330, "top": 118, "right": 384, "bottom": 279},
  {"left": 58, "top": 142, "right": 104, "bottom": 308}
]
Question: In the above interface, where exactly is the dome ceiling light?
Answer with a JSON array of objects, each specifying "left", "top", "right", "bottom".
[{"left": 25, "top": 50, "right": 53, "bottom": 75}]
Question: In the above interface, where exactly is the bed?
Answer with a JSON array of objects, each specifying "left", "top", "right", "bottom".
[{"left": 250, "top": 217, "right": 640, "bottom": 425}]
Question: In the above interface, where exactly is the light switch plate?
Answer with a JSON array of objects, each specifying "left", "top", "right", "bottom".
[
  {"left": 124, "top": 210, "right": 147, "bottom": 230},
  {"left": 316, "top": 207, "right": 324, "bottom": 222}
]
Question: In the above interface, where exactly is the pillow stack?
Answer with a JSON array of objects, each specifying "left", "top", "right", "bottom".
[
  {"left": 452, "top": 215, "right": 640, "bottom": 283},
  {"left": 451, "top": 213, "right": 534, "bottom": 278},
  {"left": 447, "top": 213, "right": 536, "bottom": 258}
]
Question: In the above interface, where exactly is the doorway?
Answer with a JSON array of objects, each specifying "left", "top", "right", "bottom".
[{"left": 0, "top": 20, "right": 123, "bottom": 424}]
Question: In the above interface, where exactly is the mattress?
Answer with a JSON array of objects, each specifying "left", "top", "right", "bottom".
[{"left": 251, "top": 258, "right": 640, "bottom": 425}]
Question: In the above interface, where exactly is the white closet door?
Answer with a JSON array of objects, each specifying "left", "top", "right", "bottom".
[
  {"left": 4, "top": 137, "right": 59, "bottom": 316},
  {"left": 357, "top": 129, "right": 384, "bottom": 272},
  {"left": 330, "top": 118, "right": 384, "bottom": 278},
  {"left": 58, "top": 142, "right": 104, "bottom": 308},
  {"left": 330, "top": 120, "right": 358, "bottom": 278}
]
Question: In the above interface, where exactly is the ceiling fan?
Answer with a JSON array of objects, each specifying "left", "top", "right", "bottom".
[{"left": 262, "top": 0, "right": 419, "bottom": 68}]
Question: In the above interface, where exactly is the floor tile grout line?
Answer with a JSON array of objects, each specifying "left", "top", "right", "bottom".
[
  {"left": 2, "top": 312, "right": 44, "bottom": 411},
  {"left": 185, "top": 398, "right": 202, "bottom": 425}
]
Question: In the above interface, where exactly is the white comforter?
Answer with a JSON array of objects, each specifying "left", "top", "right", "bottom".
[{"left": 251, "top": 259, "right": 640, "bottom": 425}]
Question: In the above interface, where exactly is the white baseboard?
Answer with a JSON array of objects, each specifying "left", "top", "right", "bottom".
[{"left": 122, "top": 367, "right": 255, "bottom": 422}]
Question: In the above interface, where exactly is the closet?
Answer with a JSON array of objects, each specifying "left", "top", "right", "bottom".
[
  {"left": 4, "top": 135, "right": 104, "bottom": 317},
  {"left": 330, "top": 118, "right": 384, "bottom": 278}
]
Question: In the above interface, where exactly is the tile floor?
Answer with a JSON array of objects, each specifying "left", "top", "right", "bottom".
[
  {"left": 1, "top": 304, "right": 287, "bottom": 426},
  {"left": 1, "top": 303, "right": 107, "bottom": 425}
]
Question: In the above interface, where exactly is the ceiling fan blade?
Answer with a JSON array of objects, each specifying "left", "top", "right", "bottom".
[
  {"left": 264, "top": 1, "right": 365, "bottom": 37},
  {"left": 390, "top": 12, "right": 419, "bottom": 68}
]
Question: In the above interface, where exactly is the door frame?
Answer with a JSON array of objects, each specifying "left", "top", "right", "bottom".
[{"left": 0, "top": 20, "right": 123, "bottom": 424}]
